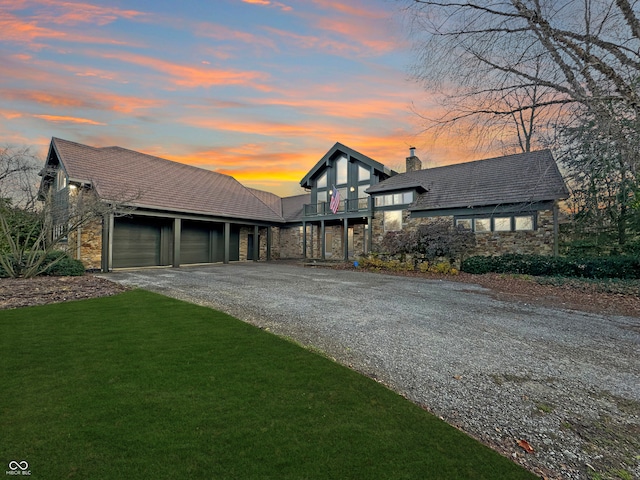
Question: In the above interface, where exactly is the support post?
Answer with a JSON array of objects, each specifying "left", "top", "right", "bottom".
[
  {"left": 343, "top": 217, "right": 349, "bottom": 261},
  {"left": 101, "top": 214, "right": 112, "bottom": 272},
  {"left": 173, "top": 218, "right": 181, "bottom": 267},
  {"left": 320, "top": 220, "right": 326, "bottom": 260},
  {"left": 302, "top": 221, "right": 307, "bottom": 259},
  {"left": 224, "top": 222, "right": 230, "bottom": 264},
  {"left": 253, "top": 225, "right": 259, "bottom": 261},
  {"left": 367, "top": 216, "right": 373, "bottom": 256},
  {"left": 266, "top": 227, "right": 272, "bottom": 261}
]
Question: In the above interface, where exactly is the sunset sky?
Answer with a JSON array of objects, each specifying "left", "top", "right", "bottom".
[{"left": 1, "top": 0, "right": 481, "bottom": 196}]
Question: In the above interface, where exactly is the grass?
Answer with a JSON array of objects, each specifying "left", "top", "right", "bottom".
[{"left": 0, "top": 290, "right": 537, "bottom": 479}]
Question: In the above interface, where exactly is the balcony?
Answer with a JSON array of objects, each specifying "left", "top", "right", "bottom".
[{"left": 303, "top": 197, "right": 371, "bottom": 217}]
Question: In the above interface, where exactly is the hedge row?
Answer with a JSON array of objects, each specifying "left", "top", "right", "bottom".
[
  {"left": 0, "top": 251, "right": 85, "bottom": 278},
  {"left": 461, "top": 254, "right": 640, "bottom": 279}
]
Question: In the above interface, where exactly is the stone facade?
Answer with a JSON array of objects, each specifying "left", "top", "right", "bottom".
[
  {"left": 67, "top": 218, "right": 103, "bottom": 270},
  {"left": 371, "top": 208, "right": 557, "bottom": 257},
  {"left": 238, "top": 226, "right": 275, "bottom": 261},
  {"left": 469, "top": 210, "right": 556, "bottom": 256}
]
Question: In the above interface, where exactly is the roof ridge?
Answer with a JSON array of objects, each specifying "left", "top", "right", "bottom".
[{"left": 246, "top": 187, "right": 284, "bottom": 220}]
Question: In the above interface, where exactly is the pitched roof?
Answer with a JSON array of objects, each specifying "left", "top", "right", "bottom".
[
  {"left": 281, "top": 194, "right": 310, "bottom": 222},
  {"left": 48, "top": 137, "right": 284, "bottom": 223},
  {"left": 367, "top": 149, "right": 568, "bottom": 211},
  {"left": 300, "top": 142, "right": 395, "bottom": 189}
]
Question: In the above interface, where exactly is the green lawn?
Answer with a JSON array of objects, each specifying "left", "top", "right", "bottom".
[{"left": 0, "top": 290, "right": 536, "bottom": 479}]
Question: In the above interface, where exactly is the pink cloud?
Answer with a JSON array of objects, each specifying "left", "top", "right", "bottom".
[
  {"left": 32, "top": 114, "right": 106, "bottom": 125},
  {"left": 97, "top": 51, "right": 271, "bottom": 89},
  {"left": 241, "top": 0, "right": 292, "bottom": 12}
]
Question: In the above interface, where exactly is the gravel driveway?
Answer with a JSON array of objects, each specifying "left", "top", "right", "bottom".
[{"left": 103, "top": 263, "right": 640, "bottom": 479}]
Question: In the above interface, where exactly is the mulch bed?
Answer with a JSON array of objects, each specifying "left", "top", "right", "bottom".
[{"left": 0, "top": 275, "right": 128, "bottom": 310}]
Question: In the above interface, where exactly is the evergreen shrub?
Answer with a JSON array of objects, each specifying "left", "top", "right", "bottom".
[{"left": 460, "top": 254, "right": 640, "bottom": 279}]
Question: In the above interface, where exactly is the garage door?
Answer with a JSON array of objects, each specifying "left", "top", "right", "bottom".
[
  {"left": 181, "top": 221, "right": 211, "bottom": 264},
  {"left": 112, "top": 217, "right": 172, "bottom": 268}
]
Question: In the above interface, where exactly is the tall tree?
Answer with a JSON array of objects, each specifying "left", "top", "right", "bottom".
[{"left": 404, "top": 0, "right": 640, "bottom": 150}]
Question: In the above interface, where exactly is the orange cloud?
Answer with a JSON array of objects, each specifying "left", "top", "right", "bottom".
[
  {"left": 309, "top": 0, "right": 384, "bottom": 19},
  {"left": 97, "top": 51, "right": 271, "bottom": 89},
  {"left": 162, "top": 145, "right": 312, "bottom": 196},
  {"left": 33, "top": 114, "right": 105, "bottom": 125},
  {"left": 315, "top": 17, "right": 398, "bottom": 54},
  {"left": 2, "top": 0, "right": 145, "bottom": 26},
  {"left": 194, "top": 22, "right": 277, "bottom": 50},
  {"left": 2, "top": 88, "right": 164, "bottom": 115},
  {"left": 0, "top": 11, "right": 134, "bottom": 47},
  {"left": 182, "top": 116, "right": 325, "bottom": 138},
  {"left": 0, "top": 109, "right": 24, "bottom": 120},
  {"left": 263, "top": 27, "right": 363, "bottom": 56}
]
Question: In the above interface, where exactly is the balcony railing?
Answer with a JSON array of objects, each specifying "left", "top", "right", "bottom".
[{"left": 304, "top": 197, "right": 371, "bottom": 217}]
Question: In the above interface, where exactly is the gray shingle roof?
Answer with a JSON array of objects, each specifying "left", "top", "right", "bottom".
[
  {"left": 49, "top": 137, "right": 285, "bottom": 223},
  {"left": 367, "top": 150, "right": 568, "bottom": 211},
  {"left": 281, "top": 194, "right": 310, "bottom": 222}
]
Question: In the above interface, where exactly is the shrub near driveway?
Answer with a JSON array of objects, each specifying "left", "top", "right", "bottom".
[{"left": 0, "top": 290, "right": 536, "bottom": 479}]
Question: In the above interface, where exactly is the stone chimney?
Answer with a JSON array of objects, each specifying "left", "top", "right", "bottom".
[{"left": 406, "top": 146, "right": 422, "bottom": 172}]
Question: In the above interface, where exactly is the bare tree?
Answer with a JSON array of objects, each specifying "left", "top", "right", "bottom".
[
  {"left": 0, "top": 146, "right": 139, "bottom": 277},
  {"left": 0, "top": 145, "right": 41, "bottom": 210},
  {"left": 404, "top": 0, "right": 640, "bottom": 153}
]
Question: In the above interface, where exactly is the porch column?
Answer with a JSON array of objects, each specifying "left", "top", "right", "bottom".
[
  {"left": 302, "top": 221, "right": 307, "bottom": 259},
  {"left": 343, "top": 217, "right": 349, "bottom": 261},
  {"left": 367, "top": 216, "right": 373, "bottom": 255},
  {"left": 253, "top": 225, "right": 259, "bottom": 261},
  {"left": 173, "top": 218, "right": 181, "bottom": 268},
  {"left": 101, "top": 213, "right": 113, "bottom": 273},
  {"left": 266, "top": 227, "right": 272, "bottom": 261},
  {"left": 320, "top": 219, "right": 326, "bottom": 260},
  {"left": 223, "top": 222, "right": 230, "bottom": 264}
]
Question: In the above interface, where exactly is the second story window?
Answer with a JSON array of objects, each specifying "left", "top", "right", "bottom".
[
  {"left": 56, "top": 168, "right": 67, "bottom": 191},
  {"left": 317, "top": 172, "right": 327, "bottom": 189},
  {"left": 336, "top": 155, "right": 348, "bottom": 185}
]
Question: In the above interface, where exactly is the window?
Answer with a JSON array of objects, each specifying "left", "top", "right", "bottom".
[
  {"left": 515, "top": 215, "right": 534, "bottom": 231},
  {"left": 375, "top": 191, "right": 414, "bottom": 207},
  {"left": 317, "top": 190, "right": 327, "bottom": 204},
  {"left": 358, "top": 164, "right": 370, "bottom": 182},
  {"left": 317, "top": 172, "right": 327, "bottom": 188},
  {"left": 456, "top": 218, "right": 472, "bottom": 230},
  {"left": 455, "top": 214, "right": 536, "bottom": 232},
  {"left": 383, "top": 210, "right": 403, "bottom": 232},
  {"left": 336, "top": 155, "right": 348, "bottom": 185},
  {"left": 357, "top": 185, "right": 369, "bottom": 209},
  {"left": 494, "top": 217, "right": 511, "bottom": 232},
  {"left": 56, "top": 168, "right": 67, "bottom": 191},
  {"left": 474, "top": 218, "right": 491, "bottom": 232}
]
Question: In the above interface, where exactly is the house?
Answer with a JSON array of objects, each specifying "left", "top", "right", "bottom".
[
  {"left": 39, "top": 137, "right": 568, "bottom": 271},
  {"left": 40, "top": 137, "right": 293, "bottom": 271},
  {"left": 366, "top": 148, "right": 570, "bottom": 257}
]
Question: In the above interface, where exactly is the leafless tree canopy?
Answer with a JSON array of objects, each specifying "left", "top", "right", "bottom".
[
  {"left": 404, "top": 0, "right": 640, "bottom": 153},
  {"left": 0, "top": 145, "right": 41, "bottom": 210}
]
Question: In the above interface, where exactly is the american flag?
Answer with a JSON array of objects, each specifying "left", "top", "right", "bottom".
[{"left": 330, "top": 186, "right": 340, "bottom": 214}]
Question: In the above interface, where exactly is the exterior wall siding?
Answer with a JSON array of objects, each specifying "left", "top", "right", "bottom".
[{"left": 371, "top": 209, "right": 556, "bottom": 257}]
